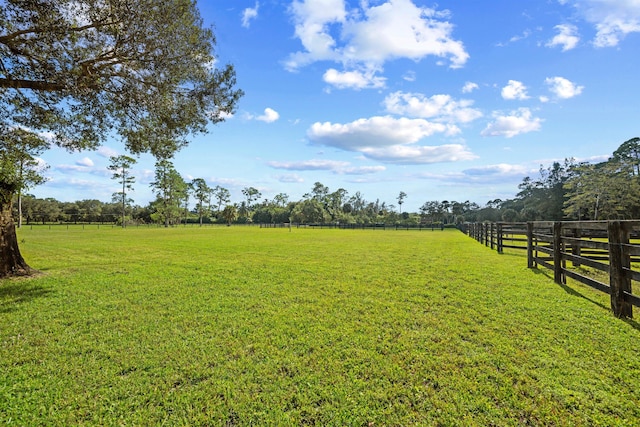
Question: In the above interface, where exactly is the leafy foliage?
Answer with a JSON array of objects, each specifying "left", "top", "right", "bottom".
[
  {"left": 0, "top": 127, "right": 49, "bottom": 203},
  {"left": 0, "top": 0, "right": 242, "bottom": 276},
  {"left": 221, "top": 204, "right": 237, "bottom": 225},
  {"left": 190, "top": 178, "right": 212, "bottom": 226},
  {"left": 150, "top": 159, "right": 188, "bottom": 227},
  {"left": 0, "top": 0, "right": 242, "bottom": 155},
  {"left": 475, "top": 137, "right": 640, "bottom": 221},
  {"left": 212, "top": 185, "right": 231, "bottom": 217},
  {"left": 108, "top": 155, "right": 136, "bottom": 227}
]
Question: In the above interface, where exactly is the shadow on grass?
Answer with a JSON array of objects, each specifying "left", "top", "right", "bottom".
[
  {"left": 0, "top": 282, "right": 53, "bottom": 314},
  {"left": 530, "top": 267, "right": 640, "bottom": 331},
  {"left": 558, "top": 282, "right": 610, "bottom": 311},
  {"left": 622, "top": 317, "right": 640, "bottom": 331},
  {"left": 528, "top": 267, "right": 607, "bottom": 307}
]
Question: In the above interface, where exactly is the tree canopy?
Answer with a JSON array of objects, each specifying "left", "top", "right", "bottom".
[
  {"left": 0, "top": 0, "right": 242, "bottom": 156},
  {"left": 0, "top": 0, "right": 242, "bottom": 276}
]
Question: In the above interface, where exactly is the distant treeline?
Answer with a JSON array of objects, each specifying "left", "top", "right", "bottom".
[
  {"left": 14, "top": 138, "right": 640, "bottom": 226},
  {"left": 494, "top": 137, "right": 640, "bottom": 222},
  {"left": 12, "top": 192, "right": 484, "bottom": 226}
]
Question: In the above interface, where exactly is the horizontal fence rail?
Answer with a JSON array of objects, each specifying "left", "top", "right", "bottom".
[
  {"left": 464, "top": 222, "right": 528, "bottom": 252},
  {"left": 465, "top": 221, "right": 640, "bottom": 319}
]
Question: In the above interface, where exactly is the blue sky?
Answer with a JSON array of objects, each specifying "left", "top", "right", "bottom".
[{"left": 34, "top": 0, "right": 640, "bottom": 212}]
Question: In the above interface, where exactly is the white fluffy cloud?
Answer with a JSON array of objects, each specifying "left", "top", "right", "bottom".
[
  {"left": 286, "top": 0, "right": 468, "bottom": 79},
  {"left": 309, "top": 116, "right": 458, "bottom": 150},
  {"left": 255, "top": 108, "right": 280, "bottom": 123},
  {"left": 341, "top": 0, "right": 468, "bottom": 67},
  {"left": 307, "top": 115, "right": 474, "bottom": 164},
  {"left": 545, "top": 76, "right": 584, "bottom": 99},
  {"left": 462, "top": 81, "right": 479, "bottom": 93},
  {"left": 56, "top": 156, "right": 112, "bottom": 177},
  {"left": 323, "top": 68, "right": 386, "bottom": 89},
  {"left": 242, "top": 2, "right": 259, "bottom": 28},
  {"left": 481, "top": 108, "right": 542, "bottom": 138},
  {"left": 547, "top": 24, "right": 580, "bottom": 51},
  {"left": 501, "top": 80, "right": 529, "bottom": 100},
  {"left": 286, "top": 0, "right": 347, "bottom": 67},
  {"left": 568, "top": 0, "right": 640, "bottom": 47},
  {"left": 358, "top": 144, "right": 476, "bottom": 164},
  {"left": 383, "top": 91, "right": 482, "bottom": 124}
]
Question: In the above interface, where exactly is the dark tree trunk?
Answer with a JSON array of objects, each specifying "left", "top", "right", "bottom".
[{"left": 0, "top": 184, "right": 33, "bottom": 277}]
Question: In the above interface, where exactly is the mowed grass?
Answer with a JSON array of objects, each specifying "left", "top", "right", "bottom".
[{"left": 2, "top": 226, "right": 640, "bottom": 426}]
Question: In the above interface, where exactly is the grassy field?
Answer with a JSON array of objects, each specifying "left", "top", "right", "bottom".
[{"left": 2, "top": 226, "right": 640, "bottom": 426}]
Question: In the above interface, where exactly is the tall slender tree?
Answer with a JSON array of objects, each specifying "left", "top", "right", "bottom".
[
  {"left": 212, "top": 185, "right": 231, "bottom": 218},
  {"left": 151, "top": 160, "right": 187, "bottom": 227},
  {"left": 1, "top": 127, "right": 49, "bottom": 229},
  {"left": 273, "top": 193, "right": 289, "bottom": 208},
  {"left": 191, "top": 178, "right": 212, "bottom": 226},
  {"left": 241, "top": 186, "right": 261, "bottom": 221},
  {"left": 397, "top": 191, "right": 407, "bottom": 214},
  {"left": 242, "top": 187, "right": 261, "bottom": 207},
  {"left": 0, "top": 0, "right": 242, "bottom": 277},
  {"left": 108, "top": 155, "right": 136, "bottom": 227},
  {"left": 326, "top": 188, "right": 348, "bottom": 221}
]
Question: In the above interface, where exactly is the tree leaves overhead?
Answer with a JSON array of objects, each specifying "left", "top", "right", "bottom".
[
  {"left": 612, "top": 137, "right": 640, "bottom": 177},
  {"left": 0, "top": 0, "right": 243, "bottom": 157},
  {"left": 0, "top": 126, "right": 49, "bottom": 201}
]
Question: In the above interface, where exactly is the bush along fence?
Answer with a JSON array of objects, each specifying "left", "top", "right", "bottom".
[{"left": 464, "top": 221, "right": 640, "bottom": 319}]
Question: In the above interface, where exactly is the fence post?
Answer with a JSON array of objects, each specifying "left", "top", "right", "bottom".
[
  {"left": 497, "top": 223, "right": 504, "bottom": 253},
  {"left": 608, "top": 221, "right": 633, "bottom": 318},
  {"left": 483, "top": 223, "right": 487, "bottom": 244},
  {"left": 484, "top": 223, "right": 489, "bottom": 246},
  {"left": 553, "top": 222, "right": 565, "bottom": 285},
  {"left": 527, "top": 222, "right": 535, "bottom": 268},
  {"left": 490, "top": 223, "right": 495, "bottom": 250},
  {"left": 486, "top": 223, "right": 490, "bottom": 246}
]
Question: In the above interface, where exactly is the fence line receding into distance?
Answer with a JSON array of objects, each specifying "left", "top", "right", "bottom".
[{"left": 464, "top": 221, "right": 640, "bottom": 319}]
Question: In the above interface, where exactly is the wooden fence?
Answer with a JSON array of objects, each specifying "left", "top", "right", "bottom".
[
  {"left": 465, "top": 221, "right": 640, "bottom": 319},
  {"left": 464, "top": 222, "right": 529, "bottom": 252},
  {"left": 259, "top": 223, "right": 447, "bottom": 231}
]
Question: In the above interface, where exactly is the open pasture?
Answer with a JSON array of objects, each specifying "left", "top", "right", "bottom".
[{"left": 2, "top": 226, "right": 640, "bottom": 425}]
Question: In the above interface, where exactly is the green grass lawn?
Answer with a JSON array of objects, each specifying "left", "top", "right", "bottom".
[{"left": 2, "top": 226, "right": 640, "bottom": 426}]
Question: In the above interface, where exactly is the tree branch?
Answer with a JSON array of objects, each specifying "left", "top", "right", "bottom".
[
  {"left": 0, "top": 78, "right": 64, "bottom": 91},
  {"left": 0, "top": 18, "right": 122, "bottom": 45}
]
